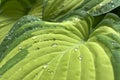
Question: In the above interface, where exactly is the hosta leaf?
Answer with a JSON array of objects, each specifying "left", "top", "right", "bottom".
[
  {"left": 43, "top": 0, "right": 120, "bottom": 21},
  {"left": 88, "top": 13, "right": 120, "bottom": 80},
  {"left": 1, "top": 13, "right": 120, "bottom": 80},
  {"left": 0, "top": 0, "right": 41, "bottom": 43},
  {"left": 89, "top": 0, "right": 120, "bottom": 16},
  {"left": 43, "top": 0, "right": 84, "bottom": 20},
  {"left": 28, "top": 0, "right": 43, "bottom": 19}
]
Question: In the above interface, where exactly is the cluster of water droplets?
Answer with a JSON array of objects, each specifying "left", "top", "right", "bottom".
[
  {"left": 74, "top": 47, "right": 83, "bottom": 61},
  {"left": 91, "top": 0, "right": 116, "bottom": 16},
  {"left": 42, "top": 64, "right": 54, "bottom": 74},
  {"left": 110, "top": 1, "right": 114, "bottom": 8},
  {"left": 18, "top": 46, "right": 23, "bottom": 51},
  {"left": 79, "top": 55, "right": 83, "bottom": 61},
  {"left": 112, "top": 41, "right": 120, "bottom": 49},
  {"left": 47, "top": 69, "right": 54, "bottom": 74}
]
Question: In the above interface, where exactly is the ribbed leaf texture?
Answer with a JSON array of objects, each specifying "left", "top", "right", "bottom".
[
  {"left": 0, "top": 0, "right": 120, "bottom": 80},
  {"left": 0, "top": 12, "right": 120, "bottom": 80}
]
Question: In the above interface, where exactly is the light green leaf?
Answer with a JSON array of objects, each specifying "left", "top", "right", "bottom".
[{"left": 1, "top": 13, "right": 120, "bottom": 80}]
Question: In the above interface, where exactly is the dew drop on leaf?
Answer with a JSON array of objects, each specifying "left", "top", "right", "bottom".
[
  {"left": 52, "top": 43, "right": 57, "bottom": 47},
  {"left": 112, "top": 5, "right": 114, "bottom": 8},
  {"left": 24, "top": 33, "right": 26, "bottom": 35},
  {"left": 17, "top": 22, "right": 20, "bottom": 24},
  {"left": 79, "top": 56, "right": 83, "bottom": 61},
  {"left": 18, "top": 46, "right": 22, "bottom": 51},
  {"left": 99, "top": 3, "right": 103, "bottom": 7},
  {"left": 6, "top": 46, "right": 9, "bottom": 48},
  {"left": 7, "top": 37, "right": 12, "bottom": 40},
  {"left": 32, "top": 36, "right": 37, "bottom": 40},
  {"left": 47, "top": 69, "right": 54, "bottom": 74},
  {"left": 74, "top": 48, "right": 78, "bottom": 52},
  {"left": 112, "top": 42, "right": 115, "bottom": 44},
  {"left": 43, "top": 64, "right": 48, "bottom": 69},
  {"left": 111, "top": 1, "right": 114, "bottom": 4},
  {"left": 10, "top": 30, "right": 14, "bottom": 34},
  {"left": 74, "top": 17, "right": 80, "bottom": 22}
]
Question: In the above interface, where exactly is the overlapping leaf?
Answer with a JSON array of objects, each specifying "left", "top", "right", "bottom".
[
  {"left": 0, "top": 0, "right": 42, "bottom": 43},
  {"left": 43, "top": 0, "right": 120, "bottom": 21}
]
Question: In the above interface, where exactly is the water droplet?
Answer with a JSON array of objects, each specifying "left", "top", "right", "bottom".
[
  {"left": 43, "top": 64, "right": 48, "bottom": 69},
  {"left": 6, "top": 46, "right": 9, "bottom": 48},
  {"left": 111, "top": 1, "right": 114, "bottom": 3},
  {"left": 74, "top": 48, "right": 78, "bottom": 52},
  {"left": 74, "top": 18, "right": 80, "bottom": 22},
  {"left": 112, "top": 42, "right": 115, "bottom": 44},
  {"left": 47, "top": 69, "right": 54, "bottom": 74},
  {"left": 52, "top": 43, "right": 57, "bottom": 47},
  {"left": 112, "top": 5, "right": 114, "bottom": 8},
  {"left": 79, "top": 56, "right": 83, "bottom": 60},
  {"left": 18, "top": 46, "right": 22, "bottom": 51},
  {"left": 10, "top": 30, "right": 14, "bottom": 33},
  {"left": 32, "top": 36, "right": 37, "bottom": 40},
  {"left": 86, "top": 11, "right": 90, "bottom": 14},
  {"left": 7, "top": 37, "right": 12, "bottom": 40},
  {"left": 24, "top": 32, "right": 26, "bottom": 34},
  {"left": 99, "top": 3, "right": 102, "bottom": 6},
  {"left": 17, "top": 22, "right": 20, "bottom": 24}
]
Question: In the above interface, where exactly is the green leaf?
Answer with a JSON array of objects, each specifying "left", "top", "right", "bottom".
[
  {"left": 0, "top": 0, "right": 42, "bottom": 43},
  {"left": 1, "top": 13, "right": 120, "bottom": 80},
  {"left": 28, "top": 0, "right": 43, "bottom": 19},
  {"left": 43, "top": 0, "right": 120, "bottom": 21},
  {"left": 89, "top": 0, "right": 120, "bottom": 16}
]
